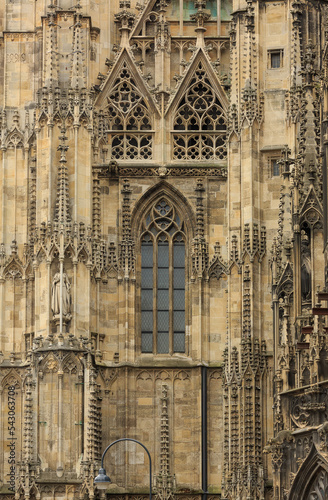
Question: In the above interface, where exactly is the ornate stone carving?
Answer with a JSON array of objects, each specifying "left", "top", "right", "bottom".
[
  {"left": 172, "top": 61, "right": 227, "bottom": 162},
  {"left": 119, "top": 179, "right": 135, "bottom": 277},
  {"left": 51, "top": 270, "right": 72, "bottom": 319},
  {"left": 93, "top": 164, "right": 227, "bottom": 178},
  {"left": 154, "top": 384, "right": 176, "bottom": 500},
  {"left": 222, "top": 340, "right": 267, "bottom": 499},
  {"left": 290, "top": 390, "right": 328, "bottom": 429},
  {"left": 192, "top": 179, "right": 209, "bottom": 279},
  {"left": 208, "top": 242, "right": 228, "bottom": 280}
]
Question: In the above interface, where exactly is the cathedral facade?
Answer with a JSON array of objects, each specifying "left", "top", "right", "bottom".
[{"left": 1, "top": 0, "right": 328, "bottom": 498}]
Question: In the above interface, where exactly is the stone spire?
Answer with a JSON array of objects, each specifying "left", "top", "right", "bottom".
[
  {"left": 114, "top": 0, "right": 136, "bottom": 48},
  {"left": 70, "top": 2, "right": 86, "bottom": 88},
  {"left": 160, "top": 384, "right": 170, "bottom": 475},
  {"left": 154, "top": 385, "right": 175, "bottom": 500},
  {"left": 54, "top": 127, "right": 71, "bottom": 224},
  {"left": 192, "top": 179, "right": 209, "bottom": 278},
  {"left": 119, "top": 179, "right": 135, "bottom": 278},
  {"left": 46, "top": 2, "right": 59, "bottom": 88},
  {"left": 191, "top": 0, "right": 210, "bottom": 48},
  {"left": 155, "top": 0, "right": 170, "bottom": 53}
]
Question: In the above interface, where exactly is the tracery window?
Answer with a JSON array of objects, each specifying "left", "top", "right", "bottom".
[
  {"left": 140, "top": 198, "right": 186, "bottom": 354},
  {"left": 172, "top": 62, "right": 227, "bottom": 161},
  {"left": 306, "top": 469, "right": 328, "bottom": 500},
  {"left": 106, "top": 62, "right": 153, "bottom": 160}
]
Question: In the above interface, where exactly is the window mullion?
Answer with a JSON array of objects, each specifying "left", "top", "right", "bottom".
[
  {"left": 169, "top": 237, "right": 173, "bottom": 355},
  {"left": 154, "top": 236, "right": 158, "bottom": 354}
]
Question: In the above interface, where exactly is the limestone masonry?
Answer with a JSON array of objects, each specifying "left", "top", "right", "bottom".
[{"left": 1, "top": 0, "right": 328, "bottom": 498}]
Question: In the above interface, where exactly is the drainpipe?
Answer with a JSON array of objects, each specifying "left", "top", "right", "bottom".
[{"left": 201, "top": 366, "right": 208, "bottom": 500}]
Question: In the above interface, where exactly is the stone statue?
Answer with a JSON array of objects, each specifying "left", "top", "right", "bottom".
[
  {"left": 51, "top": 270, "right": 71, "bottom": 318},
  {"left": 301, "top": 230, "right": 311, "bottom": 302}
]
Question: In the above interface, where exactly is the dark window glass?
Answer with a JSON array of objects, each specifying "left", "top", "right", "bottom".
[
  {"left": 141, "top": 268, "right": 153, "bottom": 288},
  {"left": 272, "top": 159, "right": 280, "bottom": 176},
  {"left": 142, "top": 333, "right": 153, "bottom": 353},
  {"left": 158, "top": 268, "right": 169, "bottom": 288},
  {"left": 158, "top": 331, "right": 170, "bottom": 354},
  {"left": 271, "top": 52, "right": 280, "bottom": 68},
  {"left": 269, "top": 50, "right": 283, "bottom": 69},
  {"left": 173, "top": 241, "right": 185, "bottom": 346},
  {"left": 158, "top": 289, "right": 169, "bottom": 310},
  {"left": 158, "top": 243, "right": 169, "bottom": 266},
  {"left": 140, "top": 200, "right": 186, "bottom": 354},
  {"left": 141, "top": 240, "right": 153, "bottom": 350},
  {"left": 141, "top": 311, "right": 153, "bottom": 331},
  {"left": 174, "top": 332, "right": 185, "bottom": 353},
  {"left": 141, "top": 289, "right": 153, "bottom": 309}
]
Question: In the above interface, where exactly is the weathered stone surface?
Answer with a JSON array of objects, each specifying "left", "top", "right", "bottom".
[{"left": 1, "top": 0, "right": 328, "bottom": 499}]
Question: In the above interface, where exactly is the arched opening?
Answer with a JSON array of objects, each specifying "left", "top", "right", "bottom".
[
  {"left": 289, "top": 444, "right": 328, "bottom": 500},
  {"left": 133, "top": 183, "right": 195, "bottom": 355}
]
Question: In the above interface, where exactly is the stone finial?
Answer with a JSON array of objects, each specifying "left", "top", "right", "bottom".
[
  {"left": 155, "top": 0, "right": 170, "bottom": 53},
  {"left": 70, "top": 8, "right": 86, "bottom": 88},
  {"left": 190, "top": 0, "right": 210, "bottom": 48},
  {"left": 54, "top": 127, "right": 71, "bottom": 224},
  {"left": 278, "top": 145, "right": 295, "bottom": 179},
  {"left": 192, "top": 180, "right": 209, "bottom": 279},
  {"left": 119, "top": 180, "right": 135, "bottom": 277},
  {"left": 114, "top": 0, "right": 136, "bottom": 47},
  {"left": 154, "top": 385, "right": 176, "bottom": 500}
]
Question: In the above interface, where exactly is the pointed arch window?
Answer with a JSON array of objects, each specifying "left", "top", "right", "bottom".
[
  {"left": 172, "top": 62, "right": 227, "bottom": 161},
  {"left": 305, "top": 469, "right": 328, "bottom": 499},
  {"left": 140, "top": 198, "right": 186, "bottom": 354},
  {"left": 105, "top": 62, "right": 153, "bottom": 160}
]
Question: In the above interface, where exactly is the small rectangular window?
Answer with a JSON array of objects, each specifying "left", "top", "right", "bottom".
[
  {"left": 271, "top": 158, "right": 280, "bottom": 177},
  {"left": 268, "top": 49, "right": 283, "bottom": 69}
]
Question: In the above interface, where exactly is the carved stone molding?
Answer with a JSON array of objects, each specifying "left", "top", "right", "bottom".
[
  {"left": 92, "top": 163, "right": 227, "bottom": 179},
  {"left": 290, "top": 390, "right": 328, "bottom": 429}
]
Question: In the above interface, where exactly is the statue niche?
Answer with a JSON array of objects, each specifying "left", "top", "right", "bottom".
[
  {"left": 51, "top": 269, "right": 72, "bottom": 325},
  {"left": 301, "top": 229, "right": 311, "bottom": 306}
]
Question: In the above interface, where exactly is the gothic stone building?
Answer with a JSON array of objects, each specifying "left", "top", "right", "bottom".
[{"left": 2, "top": 0, "right": 328, "bottom": 499}]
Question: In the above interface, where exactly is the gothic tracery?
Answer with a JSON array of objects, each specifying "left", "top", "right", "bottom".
[
  {"left": 172, "top": 62, "right": 227, "bottom": 161},
  {"left": 105, "top": 62, "right": 153, "bottom": 160}
]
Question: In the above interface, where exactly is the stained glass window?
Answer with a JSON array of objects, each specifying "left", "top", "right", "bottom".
[{"left": 140, "top": 199, "right": 186, "bottom": 354}]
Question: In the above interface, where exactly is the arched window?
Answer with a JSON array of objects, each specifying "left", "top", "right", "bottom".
[
  {"left": 105, "top": 62, "right": 153, "bottom": 160},
  {"left": 305, "top": 469, "right": 328, "bottom": 499},
  {"left": 172, "top": 62, "right": 227, "bottom": 161},
  {"left": 140, "top": 198, "right": 186, "bottom": 354}
]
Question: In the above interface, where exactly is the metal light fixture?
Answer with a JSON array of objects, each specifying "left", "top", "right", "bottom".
[
  {"left": 94, "top": 467, "right": 111, "bottom": 490},
  {"left": 94, "top": 438, "right": 152, "bottom": 499}
]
